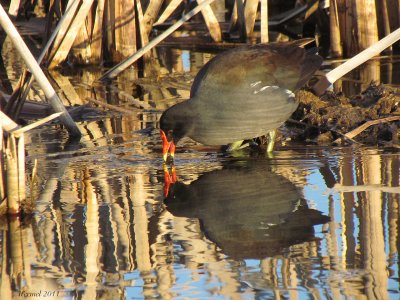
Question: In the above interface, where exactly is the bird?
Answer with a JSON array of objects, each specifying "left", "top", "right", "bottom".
[{"left": 160, "top": 40, "right": 323, "bottom": 162}]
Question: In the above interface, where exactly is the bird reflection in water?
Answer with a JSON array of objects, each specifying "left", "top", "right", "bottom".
[
  {"left": 163, "top": 163, "right": 177, "bottom": 197},
  {"left": 162, "top": 160, "right": 329, "bottom": 259}
]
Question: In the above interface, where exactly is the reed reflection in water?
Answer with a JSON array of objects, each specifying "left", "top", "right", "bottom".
[
  {"left": 0, "top": 38, "right": 399, "bottom": 298},
  {"left": 1, "top": 124, "right": 400, "bottom": 299}
]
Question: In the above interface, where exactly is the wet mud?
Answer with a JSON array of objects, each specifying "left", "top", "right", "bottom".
[{"left": 287, "top": 82, "right": 400, "bottom": 146}]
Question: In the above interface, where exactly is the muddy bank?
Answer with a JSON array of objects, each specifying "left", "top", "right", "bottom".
[{"left": 286, "top": 82, "right": 400, "bottom": 147}]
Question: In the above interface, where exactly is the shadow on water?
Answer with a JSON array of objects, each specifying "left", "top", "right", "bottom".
[{"left": 164, "top": 160, "right": 329, "bottom": 260}]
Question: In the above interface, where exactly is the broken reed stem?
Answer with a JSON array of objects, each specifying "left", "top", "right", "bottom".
[
  {"left": 287, "top": 118, "right": 360, "bottom": 145},
  {"left": 142, "top": 0, "right": 163, "bottom": 35},
  {"left": 4, "top": 71, "right": 26, "bottom": 117},
  {"left": 6, "top": 137, "right": 20, "bottom": 214},
  {"left": 0, "top": 4, "right": 81, "bottom": 137},
  {"left": 329, "top": 0, "right": 342, "bottom": 57},
  {"left": 0, "top": 110, "right": 62, "bottom": 215},
  {"left": 18, "top": 0, "right": 81, "bottom": 106},
  {"left": 0, "top": 113, "right": 20, "bottom": 213},
  {"left": 12, "top": 112, "right": 63, "bottom": 137},
  {"left": 313, "top": 27, "right": 400, "bottom": 95},
  {"left": 48, "top": 0, "right": 93, "bottom": 68},
  {"left": 136, "top": 0, "right": 149, "bottom": 48},
  {"left": 198, "top": 0, "right": 222, "bottom": 42},
  {"left": 333, "top": 115, "right": 400, "bottom": 144},
  {"left": 155, "top": 0, "right": 182, "bottom": 25},
  {"left": 244, "top": 0, "right": 259, "bottom": 36}
]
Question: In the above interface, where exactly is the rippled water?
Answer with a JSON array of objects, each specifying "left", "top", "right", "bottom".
[
  {"left": 7, "top": 117, "right": 398, "bottom": 299},
  {"left": 1, "top": 39, "right": 400, "bottom": 299}
]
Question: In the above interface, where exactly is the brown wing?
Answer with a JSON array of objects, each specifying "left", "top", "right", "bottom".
[
  {"left": 184, "top": 41, "right": 322, "bottom": 145},
  {"left": 190, "top": 41, "right": 322, "bottom": 98}
]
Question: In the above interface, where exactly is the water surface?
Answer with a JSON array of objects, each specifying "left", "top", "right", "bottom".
[
  {"left": 0, "top": 40, "right": 399, "bottom": 299},
  {"left": 6, "top": 119, "right": 398, "bottom": 299}
]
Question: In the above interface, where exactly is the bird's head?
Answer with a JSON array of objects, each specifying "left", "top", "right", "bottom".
[{"left": 159, "top": 108, "right": 188, "bottom": 163}]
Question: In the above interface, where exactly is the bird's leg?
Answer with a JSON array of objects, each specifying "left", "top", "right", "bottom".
[
  {"left": 266, "top": 130, "right": 276, "bottom": 152},
  {"left": 226, "top": 140, "right": 244, "bottom": 151},
  {"left": 226, "top": 140, "right": 250, "bottom": 151}
]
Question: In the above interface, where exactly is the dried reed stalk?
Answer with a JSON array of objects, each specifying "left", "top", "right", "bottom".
[
  {"left": 380, "top": 0, "right": 392, "bottom": 52},
  {"left": 71, "top": 14, "right": 93, "bottom": 64},
  {"left": 90, "top": 0, "right": 105, "bottom": 62},
  {"left": 1, "top": 111, "right": 66, "bottom": 214},
  {"left": 49, "top": 0, "right": 95, "bottom": 68},
  {"left": 155, "top": 0, "right": 183, "bottom": 25},
  {"left": 0, "top": 4, "right": 81, "bottom": 136},
  {"left": 8, "top": 0, "right": 20, "bottom": 16},
  {"left": 198, "top": 0, "right": 222, "bottom": 41},
  {"left": 111, "top": 0, "right": 137, "bottom": 61},
  {"left": 333, "top": 116, "right": 400, "bottom": 144},
  {"left": 244, "top": 0, "right": 258, "bottom": 36},
  {"left": 48, "top": 0, "right": 80, "bottom": 62},
  {"left": 353, "top": 0, "right": 378, "bottom": 51},
  {"left": 260, "top": 0, "right": 268, "bottom": 43},
  {"left": 1, "top": 115, "right": 21, "bottom": 214},
  {"left": 329, "top": 0, "right": 342, "bottom": 57},
  {"left": 143, "top": 0, "right": 164, "bottom": 35},
  {"left": 101, "top": 0, "right": 216, "bottom": 80},
  {"left": 15, "top": 0, "right": 81, "bottom": 115},
  {"left": 6, "top": 137, "right": 20, "bottom": 214},
  {"left": 336, "top": 0, "right": 354, "bottom": 56},
  {"left": 313, "top": 27, "right": 400, "bottom": 95},
  {"left": 136, "top": 0, "right": 149, "bottom": 48}
]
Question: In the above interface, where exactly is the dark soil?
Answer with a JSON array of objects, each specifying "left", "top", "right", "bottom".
[{"left": 288, "top": 82, "right": 400, "bottom": 146}]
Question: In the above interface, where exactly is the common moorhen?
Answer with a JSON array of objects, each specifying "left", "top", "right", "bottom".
[{"left": 160, "top": 41, "right": 323, "bottom": 161}]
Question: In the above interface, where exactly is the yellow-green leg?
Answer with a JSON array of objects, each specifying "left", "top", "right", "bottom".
[
  {"left": 266, "top": 130, "right": 276, "bottom": 152},
  {"left": 226, "top": 140, "right": 246, "bottom": 151},
  {"left": 227, "top": 129, "right": 276, "bottom": 153}
]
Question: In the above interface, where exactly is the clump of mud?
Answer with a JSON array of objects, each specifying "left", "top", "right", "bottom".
[{"left": 289, "top": 82, "right": 400, "bottom": 146}]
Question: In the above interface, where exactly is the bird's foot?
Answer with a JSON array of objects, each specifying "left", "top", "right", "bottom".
[{"left": 225, "top": 140, "right": 250, "bottom": 152}]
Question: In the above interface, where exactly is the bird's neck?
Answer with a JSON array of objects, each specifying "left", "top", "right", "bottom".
[{"left": 170, "top": 99, "right": 195, "bottom": 137}]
